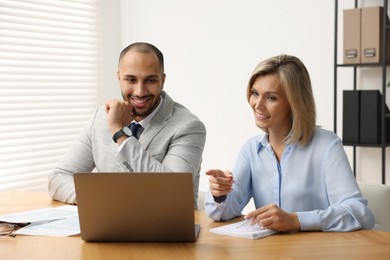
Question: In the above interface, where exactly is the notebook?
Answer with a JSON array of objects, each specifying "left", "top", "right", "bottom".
[
  {"left": 73, "top": 172, "right": 200, "bottom": 242},
  {"left": 209, "top": 219, "right": 278, "bottom": 240}
]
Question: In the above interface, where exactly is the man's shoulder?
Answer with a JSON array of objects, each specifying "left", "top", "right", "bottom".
[
  {"left": 93, "top": 105, "right": 108, "bottom": 120},
  {"left": 86, "top": 105, "right": 108, "bottom": 130},
  {"left": 163, "top": 92, "right": 204, "bottom": 124},
  {"left": 172, "top": 101, "right": 204, "bottom": 126},
  {"left": 172, "top": 101, "right": 195, "bottom": 115}
]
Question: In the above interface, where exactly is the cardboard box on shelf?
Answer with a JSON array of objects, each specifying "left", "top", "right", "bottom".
[
  {"left": 343, "top": 8, "right": 361, "bottom": 64},
  {"left": 361, "top": 6, "right": 390, "bottom": 64}
]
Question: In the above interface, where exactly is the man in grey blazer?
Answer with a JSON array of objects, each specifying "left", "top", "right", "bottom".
[{"left": 48, "top": 42, "right": 206, "bottom": 208}]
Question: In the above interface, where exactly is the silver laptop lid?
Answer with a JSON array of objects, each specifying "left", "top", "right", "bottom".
[{"left": 74, "top": 172, "right": 199, "bottom": 242}]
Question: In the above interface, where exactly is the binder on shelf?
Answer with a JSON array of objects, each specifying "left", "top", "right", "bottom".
[
  {"left": 343, "top": 8, "right": 361, "bottom": 64},
  {"left": 361, "top": 6, "right": 390, "bottom": 64},
  {"left": 343, "top": 90, "right": 360, "bottom": 143},
  {"left": 359, "top": 90, "right": 390, "bottom": 144}
]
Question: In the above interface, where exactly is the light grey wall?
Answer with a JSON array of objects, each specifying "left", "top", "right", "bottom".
[
  {"left": 97, "top": 0, "right": 123, "bottom": 103},
  {"left": 98, "top": 0, "right": 389, "bottom": 188}
]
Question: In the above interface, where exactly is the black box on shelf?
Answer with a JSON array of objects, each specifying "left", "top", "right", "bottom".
[
  {"left": 359, "top": 90, "right": 390, "bottom": 144},
  {"left": 343, "top": 90, "right": 360, "bottom": 143}
]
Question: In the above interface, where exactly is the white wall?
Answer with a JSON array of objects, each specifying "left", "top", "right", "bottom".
[
  {"left": 98, "top": 0, "right": 389, "bottom": 189},
  {"left": 97, "top": 0, "right": 123, "bottom": 102}
]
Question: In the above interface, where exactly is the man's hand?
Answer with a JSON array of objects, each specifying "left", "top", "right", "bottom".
[
  {"left": 105, "top": 99, "right": 134, "bottom": 135},
  {"left": 205, "top": 169, "right": 234, "bottom": 197}
]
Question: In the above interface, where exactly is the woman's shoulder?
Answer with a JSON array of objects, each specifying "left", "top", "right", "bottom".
[{"left": 311, "top": 127, "right": 341, "bottom": 144}]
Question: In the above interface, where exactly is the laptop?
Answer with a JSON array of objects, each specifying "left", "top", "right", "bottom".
[{"left": 73, "top": 172, "right": 200, "bottom": 242}]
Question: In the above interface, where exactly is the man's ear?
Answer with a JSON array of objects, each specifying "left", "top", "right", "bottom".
[
  {"left": 116, "top": 71, "right": 120, "bottom": 80},
  {"left": 161, "top": 73, "right": 166, "bottom": 88}
]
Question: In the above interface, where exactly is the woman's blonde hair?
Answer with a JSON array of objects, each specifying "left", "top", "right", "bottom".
[{"left": 246, "top": 54, "right": 316, "bottom": 145}]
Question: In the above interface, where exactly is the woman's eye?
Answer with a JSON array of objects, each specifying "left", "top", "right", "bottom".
[{"left": 268, "top": 96, "right": 277, "bottom": 101}]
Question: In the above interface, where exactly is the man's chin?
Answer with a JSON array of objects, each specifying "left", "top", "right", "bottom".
[{"left": 133, "top": 110, "right": 151, "bottom": 120}]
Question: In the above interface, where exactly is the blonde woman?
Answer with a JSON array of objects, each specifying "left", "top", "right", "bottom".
[{"left": 205, "top": 55, "right": 374, "bottom": 232}]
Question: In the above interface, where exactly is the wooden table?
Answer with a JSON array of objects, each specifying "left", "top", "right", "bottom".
[{"left": 1, "top": 191, "right": 390, "bottom": 259}]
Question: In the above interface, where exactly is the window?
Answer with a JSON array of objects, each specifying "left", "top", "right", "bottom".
[{"left": 0, "top": 0, "right": 98, "bottom": 191}]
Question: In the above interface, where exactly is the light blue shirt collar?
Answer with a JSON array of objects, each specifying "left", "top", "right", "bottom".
[
  {"left": 257, "top": 134, "right": 269, "bottom": 153},
  {"left": 256, "top": 133, "right": 294, "bottom": 167}
]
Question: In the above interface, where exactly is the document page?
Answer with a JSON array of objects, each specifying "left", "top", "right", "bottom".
[
  {"left": 0, "top": 205, "right": 78, "bottom": 223},
  {"left": 0, "top": 205, "right": 80, "bottom": 236},
  {"left": 14, "top": 216, "right": 80, "bottom": 236}
]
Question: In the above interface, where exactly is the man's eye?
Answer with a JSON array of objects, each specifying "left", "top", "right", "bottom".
[{"left": 126, "top": 78, "right": 136, "bottom": 83}]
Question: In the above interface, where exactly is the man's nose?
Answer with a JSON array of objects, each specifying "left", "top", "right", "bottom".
[{"left": 133, "top": 82, "right": 147, "bottom": 96}]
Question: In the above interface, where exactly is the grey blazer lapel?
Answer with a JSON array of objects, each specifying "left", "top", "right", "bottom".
[{"left": 139, "top": 91, "right": 174, "bottom": 149}]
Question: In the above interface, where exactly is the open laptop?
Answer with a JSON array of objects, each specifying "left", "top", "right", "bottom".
[{"left": 73, "top": 172, "right": 200, "bottom": 242}]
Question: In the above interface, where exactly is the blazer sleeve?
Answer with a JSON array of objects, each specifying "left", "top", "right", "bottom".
[{"left": 47, "top": 108, "right": 98, "bottom": 204}]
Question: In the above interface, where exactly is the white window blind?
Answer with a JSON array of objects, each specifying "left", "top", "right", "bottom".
[{"left": 0, "top": 0, "right": 98, "bottom": 191}]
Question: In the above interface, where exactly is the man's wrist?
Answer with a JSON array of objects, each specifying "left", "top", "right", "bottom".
[{"left": 112, "top": 126, "right": 132, "bottom": 143}]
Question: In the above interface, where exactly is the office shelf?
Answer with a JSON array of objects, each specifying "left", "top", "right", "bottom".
[{"left": 334, "top": 0, "right": 389, "bottom": 184}]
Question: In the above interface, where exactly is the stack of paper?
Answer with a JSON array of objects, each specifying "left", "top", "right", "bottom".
[{"left": 0, "top": 206, "right": 80, "bottom": 236}]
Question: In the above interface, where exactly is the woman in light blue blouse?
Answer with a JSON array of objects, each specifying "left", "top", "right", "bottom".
[{"left": 205, "top": 54, "right": 375, "bottom": 232}]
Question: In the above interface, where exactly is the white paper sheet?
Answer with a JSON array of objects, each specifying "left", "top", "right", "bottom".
[
  {"left": 0, "top": 205, "right": 80, "bottom": 236},
  {"left": 0, "top": 205, "right": 78, "bottom": 223},
  {"left": 209, "top": 219, "right": 278, "bottom": 239},
  {"left": 14, "top": 216, "right": 80, "bottom": 236}
]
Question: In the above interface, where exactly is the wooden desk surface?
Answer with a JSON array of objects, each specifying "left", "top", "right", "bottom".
[{"left": 1, "top": 191, "right": 390, "bottom": 260}]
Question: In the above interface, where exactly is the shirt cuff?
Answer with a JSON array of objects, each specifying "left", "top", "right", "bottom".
[
  {"left": 296, "top": 211, "right": 322, "bottom": 231},
  {"left": 117, "top": 136, "right": 132, "bottom": 152}
]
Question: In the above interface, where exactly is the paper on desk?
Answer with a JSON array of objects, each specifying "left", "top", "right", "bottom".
[
  {"left": 14, "top": 216, "right": 80, "bottom": 236},
  {"left": 0, "top": 205, "right": 78, "bottom": 223},
  {"left": 209, "top": 219, "right": 278, "bottom": 240},
  {"left": 0, "top": 205, "right": 80, "bottom": 236}
]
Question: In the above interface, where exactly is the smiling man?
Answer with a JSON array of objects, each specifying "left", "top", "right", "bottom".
[{"left": 48, "top": 42, "right": 206, "bottom": 207}]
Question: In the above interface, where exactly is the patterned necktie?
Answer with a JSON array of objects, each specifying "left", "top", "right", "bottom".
[{"left": 129, "top": 122, "right": 141, "bottom": 139}]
